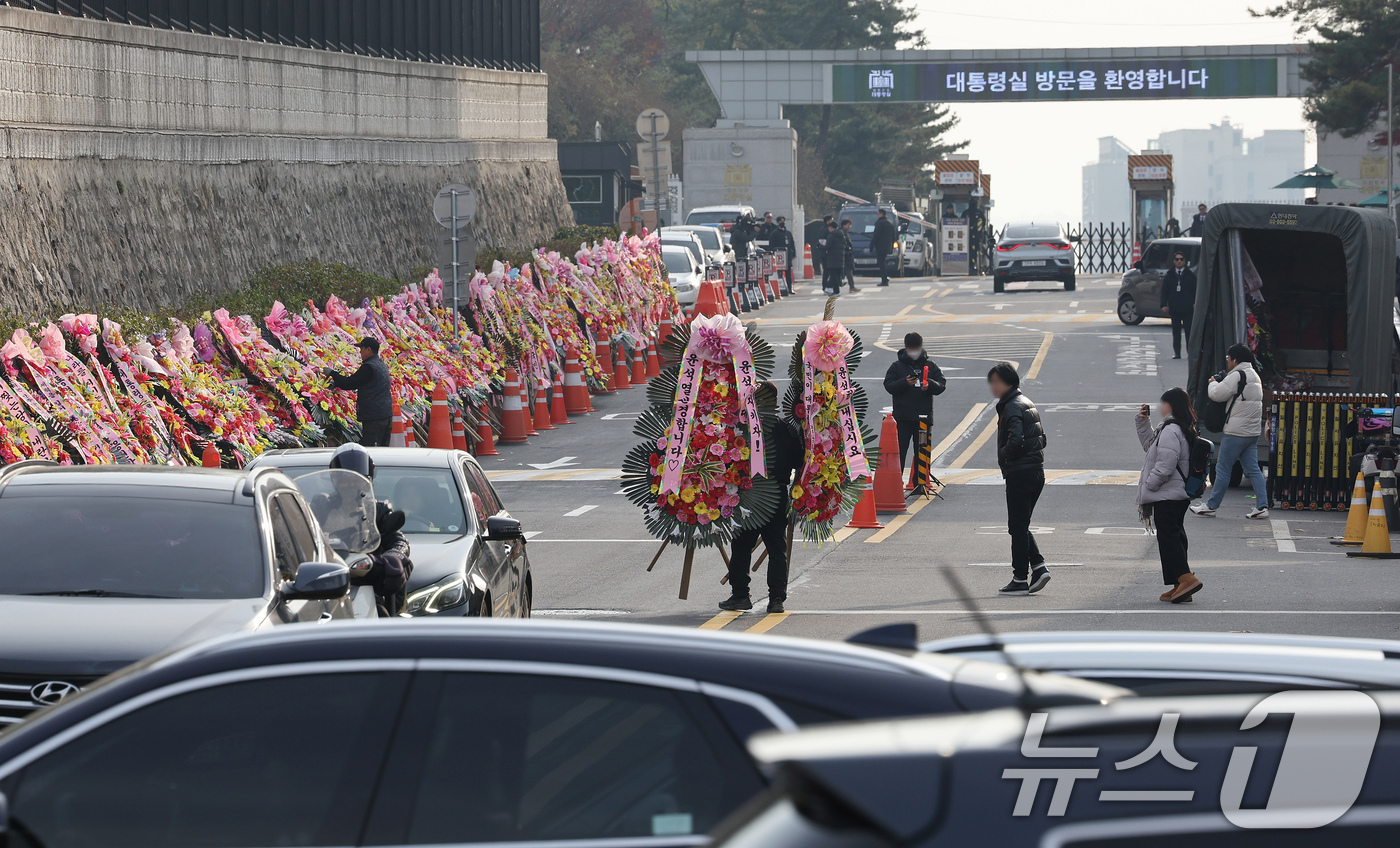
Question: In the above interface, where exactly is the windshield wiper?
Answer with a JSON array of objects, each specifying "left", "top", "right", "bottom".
[{"left": 21, "top": 589, "right": 176, "bottom": 599}]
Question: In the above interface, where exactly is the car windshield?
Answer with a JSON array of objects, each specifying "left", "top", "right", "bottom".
[
  {"left": 662, "top": 239, "right": 704, "bottom": 266},
  {"left": 0, "top": 496, "right": 264, "bottom": 599},
  {"left": 685, "top": 228, "right": 721, "bottom": 250},
  {"left": 1005, "top": 225, "right": 1061, "bottom": 240},
  {"left": 280, "top": 464, "right": 470, "bottom": 535},
  {"left": 906, "top": 220, "right": 924, "bottom": 235},
  {"left": 842, "top": 208, "right": 881, "bottom": 234},
  {"left": 662, "top": 249, "right": 694, "bottom": 276},
  {"left": 686, "top": 211, "right": 740, "bottom": 226}
]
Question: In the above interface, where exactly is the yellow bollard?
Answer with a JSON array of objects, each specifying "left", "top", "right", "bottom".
[
  {"left": 1332, "top": 472, "right": 1369, "bottom": 546},
  {"left": 1346, "top": 487, "right": 1400, "bottom": 558}
]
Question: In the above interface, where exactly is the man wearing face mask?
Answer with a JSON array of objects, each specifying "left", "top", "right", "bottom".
[{"left": 883, "top": 332, "right": 947, "bottom": 472}]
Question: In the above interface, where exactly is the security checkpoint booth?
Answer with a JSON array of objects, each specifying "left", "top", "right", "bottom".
[
  {"left": 1128, "top": 153, "right": 1174, "bottom": 260},
  {"left": 1190, "top": 202, "right": 1399, "bottom": 510},
  {"left": 933, "top": 159, "right": 987, "bottom": 276}
]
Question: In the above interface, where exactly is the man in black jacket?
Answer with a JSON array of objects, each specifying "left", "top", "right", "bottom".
[
  {"left": 325, "top": 337, "right": 394, "bottom": 446},
  {"left": 721, "top": 384, "right": 805, "bottom": 614},
  {"left": 774, "top": 216, "right": 797, "bottom": 294},
  {"left": 840, "top": 218, "right": 860, "bottom": 293},
  {"left": 1188, "top": 204, "right": 1208, "bottom": 237},
  {"left": 1160, "top": 250, "right": 1197, "bottom": 359},
  {"left": 882, "top": 333, "right": 947, "bottom": 471},
  {"left": 988, "top": 361, "right": 1050, "bottom": 595},
  {"left": 872, "top": 209, "right": 899, "bottom": 287},
  {"left": 821, "top": 220, "right": 847, "bottom": 295},
  {"left": 805, "top": 217, "right": 830, "bottom": 277}
]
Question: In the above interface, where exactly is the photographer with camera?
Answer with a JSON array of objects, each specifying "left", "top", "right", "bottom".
[{"left": 730, "top": 212, "right": 758, "bottom": 260}]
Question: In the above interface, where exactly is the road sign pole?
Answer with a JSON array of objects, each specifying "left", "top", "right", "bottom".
[
  {"left": 1389, "top": 64, "right": 1395, "bottom": 225},
  {"left": 451, "top": 189, "right": 460, "bottom": 338},
  {"left": 650, "top": 114, "right": 662, "bottom": 227}
]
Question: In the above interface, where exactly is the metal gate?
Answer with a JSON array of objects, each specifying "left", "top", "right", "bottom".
[{"left": 981, "top": 221, "right": 1133, "bottom": 277}]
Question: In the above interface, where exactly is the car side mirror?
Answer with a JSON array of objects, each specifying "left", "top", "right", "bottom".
[
  {"left": 281, "top": 562, "right": 351, "bottom": 601},
  {"left": 1132, "top": 260, "right": 1143, "bottom": 271},
  {"left": 485, "top": 515, "right": 525, "bottom": 541}
]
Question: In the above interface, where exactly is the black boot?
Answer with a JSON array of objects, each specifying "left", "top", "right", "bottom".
[{"left": 718, "top": 594, "right": 753, "bottom": 611}]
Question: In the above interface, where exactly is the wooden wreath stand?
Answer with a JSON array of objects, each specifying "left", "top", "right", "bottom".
[{"left": 646, "top": 520, "right": 795, "bottom": 599}]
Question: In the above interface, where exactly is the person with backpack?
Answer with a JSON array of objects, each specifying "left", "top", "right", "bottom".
[
  {"left": 1191, "top": 343, "right": 1268, "bottom": 519},
  {"left": 1137, "top": 388, "right": 1203, "bottom": 603}
]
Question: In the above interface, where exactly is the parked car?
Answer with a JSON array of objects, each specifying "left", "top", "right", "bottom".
[
  {"left": 663, "top": 224, "right": 733, "bottom": 268},
  {"left": 1117, "top": 236, "right": 1201, "bottom": 325},
  {"left": 722, "top": 691, "right": 1400, "bottom": 848},
  {"left": 247, "top": 446, "right": 532, "bottom": 619},
  {"left": 994, "top": 222, "right": 1076, "bottom": 292},
  {"left": 662, "top": 243, "right": 705, "bottom": 306},
  {"left": 0, "top": 620, "right": 1122, "bottom": 848},
  {"left": 0, "top": 461, "right": 370, "bottom": 728},
  {"left": 659, "top": 228, "right": 709, "bottom": 269},
  {"left": 923, "top": 630, "right": 1400, "bottom": 695},
  {"left": 839, "top": 203, "right": 900, "bottom": 276},
  {"left": 900, "top": 212, "right": 935, "bottom": 276},
  {"left": 685, "top": 204, "right": 755, "bottom": 233}
]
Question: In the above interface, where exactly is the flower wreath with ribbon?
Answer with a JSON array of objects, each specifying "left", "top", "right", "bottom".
[
  {"left": 621, "top": 313, "right": 782, "bottom": 550},
  {"left": 783, "top": 308, "right": 877, "bottom": 542}
]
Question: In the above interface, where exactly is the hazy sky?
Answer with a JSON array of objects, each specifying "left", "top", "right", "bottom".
[{"left": 908, "top": 0, "right": 1313, "bottom": 226}]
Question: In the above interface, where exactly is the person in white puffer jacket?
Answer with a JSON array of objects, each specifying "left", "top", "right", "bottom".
[{"left": 1191, "top": 343, "right": 1269, "bottom": 519}]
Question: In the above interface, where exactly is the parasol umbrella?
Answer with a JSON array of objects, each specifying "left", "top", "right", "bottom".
[{"left": 1273, "top": 164, "right": 1361, "bottom": 190}]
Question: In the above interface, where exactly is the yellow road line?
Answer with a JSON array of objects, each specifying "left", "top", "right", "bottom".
[
  {"left": 1026, "top": 332, "right": 1053, "bottom": 380},
  {"left": 938, "top": 287, "right": 953, "bottom": 297},
  {"left": 745, "top": 612, "right": 790, "bottom": 633},
  {"left": 895, "top": 304, "right": 917, "bottom": 318},
  {"left": 831, "top": 525, "right": 859, "bottom": 544},
  {"left": 699, "top": 610, "right": 743, "bottom": 630},
  {"left": 865, "top": 493, "right": 937, "bottom": 543},
  {"left": 928, "top": 402, "right": 988, "bottom": 462},
  {"left": 922, "top": 287, "right": 940, "bottom": 299},
  {"left": 950, "top": 418, "right": 1000, "bottom": 469}
]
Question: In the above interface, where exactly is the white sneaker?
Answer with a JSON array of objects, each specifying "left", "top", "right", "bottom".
[
  {"left": 1189, "top": 503, "right": 1217, "bottom": 516},
  {"left": 1246, "top": 507, "right": 1269, "bottom": 519}
]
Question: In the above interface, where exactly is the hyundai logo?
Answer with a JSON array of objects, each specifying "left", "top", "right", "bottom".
[{"left": 29, "top": 680, "right": 79, "bottom": 706}]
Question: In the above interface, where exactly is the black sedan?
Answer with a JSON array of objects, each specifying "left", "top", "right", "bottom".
[{"left": 0, "top": 620, "right": 1119, "bottom": 848}]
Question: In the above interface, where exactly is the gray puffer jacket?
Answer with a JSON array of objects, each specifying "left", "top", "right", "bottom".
[{"left": 1136, "top": 415, "right": 1190, "bottom": 505}]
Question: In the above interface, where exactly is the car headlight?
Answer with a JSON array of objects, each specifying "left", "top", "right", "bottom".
[{"left": 405, "top": 575, "right": 469, "bottom": 615}]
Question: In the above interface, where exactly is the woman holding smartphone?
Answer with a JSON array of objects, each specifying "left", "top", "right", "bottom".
[{"left": 1136, "top": 388, "right": 1202, "bottom": 603}]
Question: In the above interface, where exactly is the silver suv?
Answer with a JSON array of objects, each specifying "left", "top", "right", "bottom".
[{"left": 993, "top": 222, "right": 1076, "bottom": 292}]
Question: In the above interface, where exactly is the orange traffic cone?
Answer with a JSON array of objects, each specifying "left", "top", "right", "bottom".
[
  {"left": 768, "top": 273, "right": 782, "bottom": 300},
  {"left": 475, "top": 402, "right": 499, "bottom": 456},
  {"left": 499, "top": 367, "right": 529, "bottom": 444},
  {"left": 690, "top": 280, "right": 719, "bottom": 321},
  {"left": 645, "top": 338, "right": 660, "bottom": 379},
  {"left": 595, "top": 341, "right": 616, "bottom": 394},
  {"left": 1347, "top": 487, "right": 1400, "bottom": 558},
  {"left": 522, "top": 376, "right": 539, "bottom": 436},
  {"left": 550, "top": 374, "right": 572, "bottom": 425},
  {"left": 803, "top": 244, "right": 814, "bottom": 279},
  {"left": 426, "top": 383, "right": 454, "bottom": 449},
  {"left": 201, "top": 442, "right": 220, "bottom": 468},
  {"left": 532, "top": 378, "right": 555, "bottom": 432},
  {"left": 563, "top": 345, "right": 591, "bottom": 415},
  {"left": 873, "top": 415, "right": 908, "bottom": 514},
  {"left": 658, "top": 316, "right": 674, "bottom": 349},
  {"left": 1333, "top": 472, "right": 1369, "bottom": 546},
  {"left": 630, "top": 345, "right": 646, "bottom": 384},
  {"left": 451, "top": 407, "right": 470, "bottom": 452},
  {"left": 404, "top": 415, "right": 417, "bottom": 448},
  {"left": 389, "top": 401, "right": 407, "bottom": 447},
  {"left": 613, "top": 346, "right": 633, "bottom": 390},
  {"left": 845, "top": 483, "right": 883, "bottom": 529}
]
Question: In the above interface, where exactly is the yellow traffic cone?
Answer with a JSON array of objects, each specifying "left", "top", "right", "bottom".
[
  {"left": 1346, "top": 487, "right": 1400, "bottom": 558},
  {"left": 1332, "top": 472, "right": 1369, "bottom": 546}
]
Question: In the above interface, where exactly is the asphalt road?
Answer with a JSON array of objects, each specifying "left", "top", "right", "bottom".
[{"left": 484, "top": 272, "right": 1400, "bottom": 645}]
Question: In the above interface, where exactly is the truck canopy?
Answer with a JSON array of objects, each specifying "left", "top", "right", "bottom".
[{"left": 1190, "top": 202, "right": 1397, "bottom": 405}]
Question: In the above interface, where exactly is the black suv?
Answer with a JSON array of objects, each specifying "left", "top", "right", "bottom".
[
  {"left": 840, "top": 204, "right": 901, "bottom": 276},
  {"left": 0, "top": 620, "right": 1120, "bottom": 848},
  {"left": 0, "top": 462, "right": 365, "bottom": 727}
]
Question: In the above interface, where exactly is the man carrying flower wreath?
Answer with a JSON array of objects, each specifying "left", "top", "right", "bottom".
[
  {"left": 324, "top": 337, "right": 393, "bottom": 447},
  {"left": 719, "top": 382, "right": 806, "bottom": 615}
]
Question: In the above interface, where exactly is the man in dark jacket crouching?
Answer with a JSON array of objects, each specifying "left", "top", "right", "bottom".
[{"left": 988, "top": 361, "right": 1050, "bottom": 595}]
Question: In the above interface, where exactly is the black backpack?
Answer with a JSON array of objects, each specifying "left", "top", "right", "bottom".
[
  {"left": 1178, "top": 434, "right": 1215, "bottom": 499},
  {"left": 1203, "top": 370, "right": 1246, "bottom": 432}
]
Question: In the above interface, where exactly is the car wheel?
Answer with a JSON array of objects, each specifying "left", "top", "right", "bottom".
[
  {"left": 1117, "top": 296, "right": 1144, "bottom": 325},
  {"left": 993, "top": 279, "right": 1005, "bottom": 293},
  {"left": 1064, "top": 276, "right": 1076, "bottom": 292}
]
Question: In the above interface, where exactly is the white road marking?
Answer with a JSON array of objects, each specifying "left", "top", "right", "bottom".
[
  {"left": 968, "top": 562, "right": 1084, "bottom": 567},
  {"left": 564, "top": 504, "right": 598, "bottom": 517},
  {"left": 527, "top": 538, "right": 660, "bottom": 542},
  {"left": 1102, "top": 334, "right": 1158, "bottom": 376},
  {"left": 1085, "top": 526, "right": 1152, "bottom": 535},
  {"left": 976, "top": 525, "right": 1054, "bottom": 535},
  {"left": 782, "top": 609, "right": 1400, "bottom": 616},
  {"left": 524, "top": 531, "right": 542, "bottom": 539},
  {"left": 1068, "top": 301, "right": 1079, "bottom": 307},
  {"left": 600, "top": 412, "right": 641, "bottom": 420},
  {"left": 1271, "top": 518, "right": 1297, "bottom": 552},
  {"left": 911, "top": 286, "right": 930, "bottom": 291},
  {"left": 526, "top": 456, "right": 579, "bottom": 470},
  {"left": 532, "top": 609, "right": 631, "bottom": 616}
]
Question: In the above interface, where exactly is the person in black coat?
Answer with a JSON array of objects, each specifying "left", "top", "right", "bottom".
[
  {"left": 805, "top": 217, "right": 830, "bottom": 276},
  {"left": 1159, "top": 250, "right": 1197, "bottom": 359},
  {"left": 882, "top": 332, "right": 947, "bottom": 471},
  {"left": 720, "top": 384, "right": 806, "bottom": 614},
  {"left": 988, "top": 362, "right": 1050, "bottom": 596},
  {"left": 872, "top": 209, "right": 899, "bottom": 287},
  {"left": 821, "top": 220, "right": 846, "bottom": 295},
  {"left": 840, "top": 218, "right": 859, "bottom": 293},
  {"left": 324, "top": 337, "right": 393, "bottom": 446},
  {"left": 1188, "top": 204, "right": 1208, "bottom": 237},
  {"left": 775, "top": 216, "right": 797, "bottom": 294}
]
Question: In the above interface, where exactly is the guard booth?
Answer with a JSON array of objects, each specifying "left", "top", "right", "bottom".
[
  {"left": 1128, "top": 153, "right": 1174, "bottom": 259},
  {"left": 934, "top": 158, "right": 982, "bottom": 276}
]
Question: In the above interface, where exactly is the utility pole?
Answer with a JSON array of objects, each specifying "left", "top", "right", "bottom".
[{"left": 1389, "top": 63, "right": 1395, "bottom": 225}]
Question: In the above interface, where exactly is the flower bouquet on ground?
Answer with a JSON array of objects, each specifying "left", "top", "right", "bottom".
[
  {"left": 621, "top": 313, "right": 781, "bottom": 553},
  {"left": 783, "top": 311, "right": 876, "bottom": 542}
]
